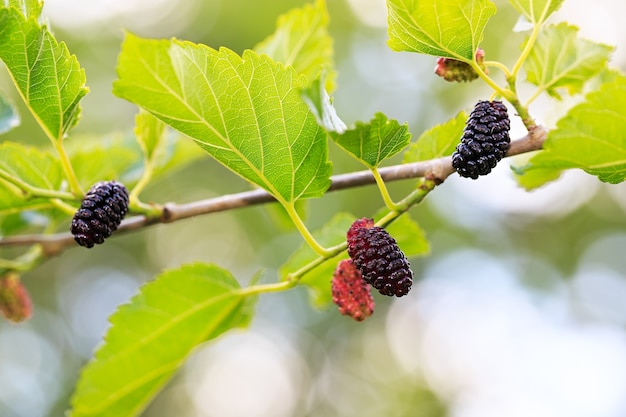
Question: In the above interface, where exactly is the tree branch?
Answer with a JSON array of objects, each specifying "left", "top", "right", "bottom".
[{"left": 0, "top": 127, "right": 547, "bottom": 256}]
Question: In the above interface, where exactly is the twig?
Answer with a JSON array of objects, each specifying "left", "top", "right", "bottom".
[{"left": 0, "top": 128, "right": 547, "bottom": 256}]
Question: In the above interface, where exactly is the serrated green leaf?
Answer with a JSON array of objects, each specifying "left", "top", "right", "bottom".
[
  {"left": 524, "top": 23, "right": 613, "bottom": 99},
  {"left": 404, "top": 111, "right": 467, "bottom": 163},
  {"left": 0, "top": 142, "right": 63, "bottom": 214},
  {"left": 280, "top": 212, "right": 355, "bottom": 308},
  {"left": 0, "top": 8, "right": 88, "bottom": 140},
  {"left": 521, "top": 75, "right": 626, "bottom": 184},
  {"left": 509, "top": 0, "right": 563, "bottom": 24},
  {"left": 0, "top": 91, "right": 19, "bottom": 134},
  {"left": 70, "top": 263, "right": 256, "bottom": 417},
  {"left": 134, "top": 110, "right": 166, "bottom": 162},
  {"left": 6, "top": 0, "right": 42, "bottom": 19},
  {"left": 114, "top": 33, "right": 332, "bottom": 203},
  {"left": 255, "top": 0, "right": 335, "bottom": 92},
  {"left": 387, "top": 0, "right": 496, "bottom": 60},
  {"left": 331, "top": 112, "right": 411, "bottom": 168},
  {"left": 511, "top": 155, "right": 562, "bottom": 190}
]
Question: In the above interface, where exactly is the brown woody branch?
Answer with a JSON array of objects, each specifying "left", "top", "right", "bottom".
[{"left": 0, "top": 126, "right": 547, "bottom": 257}]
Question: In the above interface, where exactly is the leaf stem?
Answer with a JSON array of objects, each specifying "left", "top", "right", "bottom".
[
  {"left": 371, "top": 168, "right": 401, "bottom": 211},
  {"left": 52, "top": 140, "right": 83, "bottom": 196},
  {"left": 469, "top": 60, "right": 515, "bottom": 102},
  {"left": 484, "top": 60, "right": 512, "bottom": 78},
  {"left": 237, "top": 280, "right": 295, "bottom": 297},
  {"left": 129, "top": 159, "right": 155, "bottom": 206},
  {"left": 284, "top": 201, "right": 332, "bottom": 257},
  {"left": 0, "top": 168, "right": 75, "bottom": 200}
]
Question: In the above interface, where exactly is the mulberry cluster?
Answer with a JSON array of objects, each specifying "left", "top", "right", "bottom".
[
  {"left": 346, "top": 218, "right": 413, "bottom": 297},
  {"left": 331, "top": 259, "right": 375, "bottom": 321},
  {"left": 452, "top": 100, "right": 511, "bottom": 179},
  {"left": 434, "top": 48, "right": 487, "bottom": 83},
  {"left": 70, "top": 181, "right": 129, "bottom": 248}
]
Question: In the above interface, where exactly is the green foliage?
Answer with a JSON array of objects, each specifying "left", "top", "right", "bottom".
[
  {"left": 134, "top": 110, "right": 166, "bottom": 163},
  {"left": 114, "top": 33, "right": 332, "bottom": 204},
  {"left": 508, "top": 0, "right": 564, "bottom": 24},
  {"left": 70, "top": 263, "right": 256, "bottom": 417},
  {"left": 255, "top": 0, "right": 335, "bottom": 91},
  {"left": 7, "top": 0, "right": 42, "bottom": 19},
  {"left": 0, "top": 142, "right": 63, "bottom": 213},
  {"left": 331, "top": 112, "right": 411, "bottom": 168},
  {"left": 520, "top": 74, "right": 626, "bottom": 184},
  {"left": 0, "top": 6, "right": 87, "bottom": 141},
  {"left": 404, "top": 112, "right": 467, "bottom": 163},
  {"left": 387, "top": 0, "right": 496, "bottom": 60},
  {"left": 0, "top": 91, "right": 19, "bottom": 134},
  {"left": 524, "top": 23, "right": 614, "bottom": 99}
]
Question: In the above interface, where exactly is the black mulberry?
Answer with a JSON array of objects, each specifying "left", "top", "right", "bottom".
[
  {"left": 452, "top": 100, "right": 511, "bottom": 179},
  {"left": 346, "top": 218, "right": 413, "bottom": 297},
  {"left": 70, "top": 181, "right": 129, "bottom": 248},
  {"left": 332, "top": 259, "right": 375, "bottom": 321}
]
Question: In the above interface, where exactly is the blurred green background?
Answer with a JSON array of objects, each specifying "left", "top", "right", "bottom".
[{"left": 2, "top": 0, "right": 626, "bottom": 416}]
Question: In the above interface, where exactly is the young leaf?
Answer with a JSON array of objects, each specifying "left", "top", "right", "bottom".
[
  {"left": 0, "top": 142, "right": 63, "bottom": 213},
  {"left": 280, "top": 212, "right": 354, "bottom": 308},
  {"left": 387, "top": 0, "right": 496, "bottom": 60},
  {"left": 521, "top": 74, "right": 626, "bottom": 184},
  {"left": 134, "top": 110, "right": 166, "bottom": 163},
  {"left": 255, "top": 0, "right": 335, "bottom": 91},
  {"left": 301, "top": 71, "right": 347, "bottom": 133},
  {"left": 70, "top": 263, "right": 256, "bottom": 417},
  {"left": 114, "top": 33, "right": 332, "bottom": 203},
  {"left": 0, "top": 8, "right": 88, "bottom": 141},
  {"left": 403, "top": 111, "right": 467, "bottom": 163},
  {"left": 331, "top": 112, "right": 411, "bottom": 168},
  {"left": 7, "top": 0, "right": 42, "bottom": 19},
  {"left": 524, "top": 23, "right": 613, "bottom": 99},
  {"left": 508, "top": 0, "right": 564, "bottom": 24},
  {"left": 0, "top": 91, "right": 19, "bottom": 134}
]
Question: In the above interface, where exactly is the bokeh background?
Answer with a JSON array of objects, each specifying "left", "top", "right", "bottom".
[{"left": 2, "top": 0, "right": 626, "bottom": 416}]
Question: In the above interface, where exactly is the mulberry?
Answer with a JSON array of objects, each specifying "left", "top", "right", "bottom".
[
  {"left": 346, "top": 218, "right": 413, "bottom": 297},
  {"left": 452, "top": 100, "right": 511, "bottom": 179},
  {"left": 70, "top": 181, "right": 129, "bottom": 248},
  {"left": 0, "top": 272, "right": 32, "bottom": 323},
  {"left": 332, "top": 259, "right": 375, "bottom": 321},
  {"left": 435, "top": 48, "right": 487, "bottom": 83}
]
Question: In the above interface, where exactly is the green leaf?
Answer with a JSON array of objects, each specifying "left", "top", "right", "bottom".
[
  {"left": 0, "top": 8, "right": 88, "bottom": 140},
  {"left": 301, "top": 71, "right": 346, "bottom": 133},
  {"left": 255, "top": 0, "right": 335, "bottom": 91},
  {"left": 0, "top": 142, "right": 63, "bottom": 214},
  {"left": 524, "top": 23, "right": 613, "bottom": 99},
  {"left": 331, "top": 112, "right": 411, "bottom": 168},
  {"left": 0, "top": 91, "right": 19, "bottom": 134},
  {"left": 6, "top": 0, "right": 43, "bottom": 19},
  {"left": 280, "top": 212, "right": 355, "bottom": 308},
  {"left": 134, "top": 110, "right": 166, "bottom": 163},
  {"left": 508, "top": 0, "right": 564, "bottom": 24},
  {"left": 521, "top": 74, "right": 626, "bottom": 184},
  {"left": 70, "top": 263, "right": 256, "bottom": 417},
  {"left": 114, "top": 33, "right": 332, "bottom": 203},
  {"left": 403, "top": 111, "right": 467, "bottom": 163},
  {"left": 387, "top": 0, "right": 496, "bottom": 60},
  {"left": 511, "top": 156, "right": 562, "bottom": 190}
]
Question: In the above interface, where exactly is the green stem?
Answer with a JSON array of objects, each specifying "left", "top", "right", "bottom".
[
  {"left": 50, "top": 199, "right": 78, "bottom": 216},
  {"left": 484, "top": 60, "right": 512, "bottom": 78},
  {"left": 284, "top": 201, "right": 331, "bottom": 257},
  {"left": 0, "top": 169, "right": 75, "bottom": 200},
  {"left": 0, "top": 245, "right": 43, "bottom": 272},
  {"left": 129, "top": 159, "right": 154, "bottom": 205},
  {"left": 511, "top": 20, "right": 544, "bottom": 78},
  {"left": 237, "top": 280, "right": 295, "bottom": 297},
  {"left": 469, "top": 61, "right": 515, "bottom": 102},
  {"left": 53, "top": 140, "right": 83, "bottom": 196},
  {"left": 371, "top": 167, "right": 401, "bottom": 211}
]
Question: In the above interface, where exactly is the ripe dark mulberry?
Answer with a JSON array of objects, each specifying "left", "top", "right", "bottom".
[
  {"left": 346, "top": 218, "right": 413, "bottom": 297},
  {"left": 70, "top": 181, "right": 129, "bottom": 248},
  {"left": 452, "top": 100, "right": 511, "bottom": 179},
  {"left": 332, "top": 259, "right": 375, "bottom": 321}
]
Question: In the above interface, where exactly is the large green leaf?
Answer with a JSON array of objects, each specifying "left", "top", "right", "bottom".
[
  {"left": 70, "top": 263, "right": 256, "bottom": 417},
  {"left": 508, "top": 0, "right": 563, "bottom": 24},
  {"left": 0, "top": 7, "right": 88, "bottom": 140},
  {"left": 114, "top": 33, "right": 332, "bottom": 203},
  {"left": 0, "top": 91, "right": 19, "bottom": 134},
  {"left": 524, "top": 23, "right": 613, "bottom": 99},
  {"left": 0, "top": 142, "right": 63, "bottom": 214},
  {"left": 387, "top": 0, "right": 496, "bottom": 60},
  {"left": 255, "top": 0, "right": 335, "bottom": 91},
  {"left": 331, "top": 112, "right": 411, "bottom": 168},
  {"left": 520, "top": 74, "right": 626, "bottom": 184},
  {"left": 404, "top": 111, "right": 467, "bottom": 163},
  {"left": 7, "top": 0, "right": 42, "bottom": 19}
]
